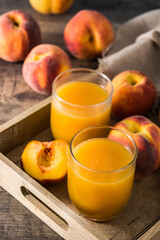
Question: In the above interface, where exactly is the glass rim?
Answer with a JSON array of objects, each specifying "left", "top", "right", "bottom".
[
  {"left": 70, "top": 125, "right": 138, "bottom": 174},
  {"left": 52, "top": 68, "right": 113, "bottom": 109}
]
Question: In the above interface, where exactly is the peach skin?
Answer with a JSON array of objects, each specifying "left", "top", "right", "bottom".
[
  {"left": 0, "top": 10, "right": 41, "bottom": 62},
  {"left": 109, "top": 115, "right": 160, "bottom": 180},
  {"left": 111, "top": 70, "right": 156, "bottom": 120},
  {"left": 22, "top": 44, "right": 72, "bottom": 95},
  {"left": 64, "top": 10, "right": 114, "bottom": 60},
  {"left": 29, "top": 0, "right": 74, "bottom": 14}
]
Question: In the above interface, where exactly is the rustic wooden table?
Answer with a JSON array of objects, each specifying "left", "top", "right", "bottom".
[{"left": 0, "top": 0, "right": 160, "bottom": 239}]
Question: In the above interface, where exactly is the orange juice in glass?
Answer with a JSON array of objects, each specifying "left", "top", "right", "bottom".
[
  {"left": 68, "top": 126, "right": 137, "bottom": 221},
  {"left": 50, "top": 68, "right": 113, "bottom": 143}
]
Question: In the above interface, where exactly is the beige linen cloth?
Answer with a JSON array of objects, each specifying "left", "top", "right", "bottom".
[{"left": 98, "top": 9, "right": 160, "bottom": 94}]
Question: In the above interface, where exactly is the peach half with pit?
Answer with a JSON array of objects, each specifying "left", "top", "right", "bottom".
[
  {"left": 64, "top": 10, "right": 114, "bottom": 60},
  {"left": 20, "top": 140, "right": 70, "bottom": 184},
  {"left": 22, "top": 44, "right": 72, "bottom": 95},
  {"left": 109, "top": 115, "right": 160, "bottom": 180},
  {"left": 0, "top": 10, "right": 41, "bottom": 62},
  {"left": 111, "top": 70, "right": 156, "bottom": 120}
]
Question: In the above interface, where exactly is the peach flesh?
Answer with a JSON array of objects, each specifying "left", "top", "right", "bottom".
[{"left": 21, "top": 140, "right": 70, "bottom": 185}]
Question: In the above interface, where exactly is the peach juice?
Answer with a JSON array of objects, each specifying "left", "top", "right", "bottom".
[
  {"left": 68, "top": 126, "right": 137, "bottom": 221},
  {"left": 50, "top": 68, "right": 113, "bottom": 143}
]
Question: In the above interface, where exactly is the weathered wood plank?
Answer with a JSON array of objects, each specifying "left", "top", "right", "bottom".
[{"left": 137, "top": 220, "right": 160, "bottom": 240}]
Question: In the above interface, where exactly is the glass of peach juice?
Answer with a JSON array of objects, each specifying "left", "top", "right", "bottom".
[
  {"left": 68, "top": 126, "right": 137, "bottom": 221},
  {"left": 50, "top": 68, "right": 113, "bottom": 143}
]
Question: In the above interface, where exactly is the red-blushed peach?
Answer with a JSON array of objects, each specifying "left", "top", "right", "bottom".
[
  {"left": 29, "top": 0, "right": 74, "bottom": 14},
  {"left": 22, "top": 44, "right": 72, "bottom": 95},
  {"left": 20, "top": 140, "right": 70, "bottom": 185},
  {"left": 111, "top": 70, "right": 156, "bottom": 120},
  {"left": 109, "top": 115, "right": 160, "bottom": 180},
  {"left": 0, "top": 10, "right": 41, "bottom": 62},
  {"left": 64, "top": 10, "right": 114, "bottom": 60}
]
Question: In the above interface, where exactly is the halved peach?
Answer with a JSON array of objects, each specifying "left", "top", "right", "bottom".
[{"left": 20, "top": 140, "right": 70, "bottom": 184}]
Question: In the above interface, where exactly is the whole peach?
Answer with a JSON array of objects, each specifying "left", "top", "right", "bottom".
[
  {"left": 29, "top": 0, "right": 74, "bottom": 14},
  {"left": 22, "top": 44, "right": 72, "bottom": 95},
  {"left": 0, "top": 10, "right": 41, "bottom": 62},
  {"left": 109, "top": 115, "right": 160, "bottom": 180},
  {"left": 111, "top": 70, "right": 156, "bottom": 120},
  {"left": 64, "top": 10, "right": 114, "bottom": 60}
]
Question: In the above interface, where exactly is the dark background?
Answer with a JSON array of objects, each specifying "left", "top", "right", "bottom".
[{"left": 0, "top": 0, "right": 160, "bottom": 239}]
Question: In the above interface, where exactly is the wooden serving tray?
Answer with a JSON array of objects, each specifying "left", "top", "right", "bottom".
[{"left": 0, "top": 97, "right": 159, "bottom": 240}]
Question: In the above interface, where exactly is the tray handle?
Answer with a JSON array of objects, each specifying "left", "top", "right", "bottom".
[{"left": 20, "top": 185, "right": 69, "bottom": 231}]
